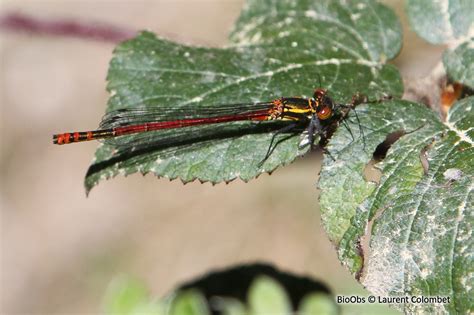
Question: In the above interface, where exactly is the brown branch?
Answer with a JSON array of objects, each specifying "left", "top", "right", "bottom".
[{"left": 0, "top": 12, "right": 136, "bottom": 43}]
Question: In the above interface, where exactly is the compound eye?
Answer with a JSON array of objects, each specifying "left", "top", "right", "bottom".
[{"left": 317, "top": 106, "right": 332, "bottom": 120}]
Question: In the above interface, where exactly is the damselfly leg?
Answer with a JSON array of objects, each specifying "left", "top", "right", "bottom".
[{"left": 257, "top": 122, "right": 303, "bottom": 167}]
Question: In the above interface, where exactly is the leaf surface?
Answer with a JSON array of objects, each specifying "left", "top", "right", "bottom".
[
  {"left": 319, "top": 97, "right": 473, "bottom": 313},
  {"left": 443, "top": 38, "right": 474, "bottom": 88},
  {"left": 406, "top": 0, "right": 473, "bottom": 44},
  {"left": 170, "top": 291, "right": 210, "bottom": 315},
  {"left": 298, "top": 293, "right": 339, "bottom": 315},
  {"left": 248, "top": 276, "right": 292, "bottom": 315},
  {"left": 103, "top": 276, "right": 165, "bottom": 315}
]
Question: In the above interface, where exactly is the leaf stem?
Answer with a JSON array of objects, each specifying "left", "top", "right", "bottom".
[{"left": 0, "top": 12, "right": 136, "bottom": 43}]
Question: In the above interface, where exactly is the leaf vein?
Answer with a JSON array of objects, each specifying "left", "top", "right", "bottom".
[
  {"left": 117, "top": 67, "right": 242, "bottom": 79},
  {"left": 402, "top": 142, "right": 460, "bottom": 293}
]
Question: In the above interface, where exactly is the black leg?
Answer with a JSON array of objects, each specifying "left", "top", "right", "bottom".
[
  {"left": 337, "top": 93, "right": 369, "bottom": 151},
  {"left": 258, "top": 122, "right": 300, "bottom": 167},
  {"left": 341, "top": 117, "right": 355, "bottom": 144},
  {"left": 351, "top": 107, "right": 366, "bottom": 150},
  {"left": 322, "top": 147, "right": 336, "bottom": 161}
]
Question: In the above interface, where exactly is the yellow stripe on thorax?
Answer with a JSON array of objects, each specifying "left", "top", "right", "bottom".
[{"left": 283, "top": 107, "right": 312, "bottom": 114}]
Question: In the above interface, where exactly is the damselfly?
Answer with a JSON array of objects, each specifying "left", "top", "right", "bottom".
[{"left": 53, "top": 88, "right": 361, "bottom": 160}]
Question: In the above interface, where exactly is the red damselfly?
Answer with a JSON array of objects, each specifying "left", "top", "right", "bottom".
[{"left": 53, "top": 88, "right": 362, "bottom": 161}]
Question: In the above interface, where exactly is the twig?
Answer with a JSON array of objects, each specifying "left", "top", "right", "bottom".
[{"left": 0, "top": 12, "right": 136, "bottom": 43}]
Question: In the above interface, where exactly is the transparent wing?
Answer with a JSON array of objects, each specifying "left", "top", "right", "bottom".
[{"left": 99, "top": 102, "right": 275, "bottom": 129}]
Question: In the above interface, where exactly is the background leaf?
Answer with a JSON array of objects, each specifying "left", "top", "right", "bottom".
[
  {"left": 247, "top": 276, "right": 292, "bottom": 315},
  {"left": 406, "top": 0, "right": 474, "bottom": 88},
  {"left": 443, "top": 38, "right": 474, "bottom": 88},
  {"left": 216, "top": 298, "right": 247, "bottom": 315},
  {"left": 319, "top": 97, "right": 473, "bottom": 313},
  {"left": 102, "top": 264, "right": 337, "bottom": 315},
  {"left": 85, "top": 0, "right": 403, "bottom": 192},
  {"left": 406, "top": 0, "right": 473, "bottom": 44},
  {"left": 170, "top": 291, "right": 210, "bottom": 315},
  {"left": 298, "top": 293, "right": 339, "bottom": 315},
  {"left": 103, "top": 275, "right": 165, "bottom": 315}
]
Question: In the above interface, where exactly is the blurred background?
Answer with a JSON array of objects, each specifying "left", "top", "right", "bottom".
[{"left": 1, "top": 1, "right": 445, "bottom": 314}]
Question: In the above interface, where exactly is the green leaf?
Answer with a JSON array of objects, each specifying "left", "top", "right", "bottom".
[
  {"left": 170, "top": 290, "right": 210, "bottom": 315},
  {"left": 103, "top": 275, "right": 164, "bottom": 315},
  {"left": 248, "top": 276, "right": 292, "bottom": 315},
  {"left": 218, "top": 298, "right": 248, "bottom": 315},
  {"left": 319, "top": 97, "right": 473, "bottom": 313},
  {"left": 406, "top": 0, "right": 474, "bottom": 44},
  {"left": 443, "top": 38, "right": 474, "bottom": 88},
  {"left": 298, "top": 293, "right": 338, "bottom": 315},
  {"left": 406, "top": 1, "right": 474, "bottom": 88},
  {"left": 85, "top": 0, "right": 403, "bottom": 192},
  {"left": 231, "top": 0, "right": 402, "bottom": 62}
]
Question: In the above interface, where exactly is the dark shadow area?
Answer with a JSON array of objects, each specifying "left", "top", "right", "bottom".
[
  {"left": 86, "top": 121, "right": 306, "bottom": 178},
  {"left": 367, "top": 125, "right": 428, "bottom": 180},
  {"left": 177, "top": 263, "right": 333, "bottom": 314},
  {"left": 361, "top": 130, "right": 405, "bottom": 184},
  {"left": 372, "top": 130, "right": 406, "bottom": 161}
]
